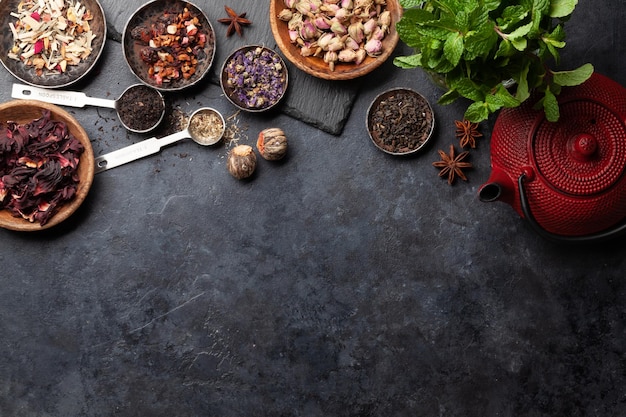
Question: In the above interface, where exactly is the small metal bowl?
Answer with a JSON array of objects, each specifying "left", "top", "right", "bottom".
[
  {"left": 366, "top": 88, "right": 435, "bottom": 155},
  {"left": 220, "top": 45, "right": 288, "bottom": 113},
  {"left": 0, "top": 0, "right": 107, "bottom": 88},
  {"left": 123, "top": 0, "right": 216, "bottom": 92},
  {"left": 0, "top": 100, "right": 95, "bottom": 231}
]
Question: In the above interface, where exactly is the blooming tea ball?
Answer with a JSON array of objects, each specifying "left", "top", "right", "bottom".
[
  {"left": 227, "top": 145, "right": 257, "bottom": 179},
  {"left": 256, "top": 128, "right": 288, "bottom": 160}
]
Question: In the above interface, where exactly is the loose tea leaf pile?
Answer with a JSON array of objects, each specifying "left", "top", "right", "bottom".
[
  {"left": 116, "top": 85, "right": 163, "bottom": 131},
  {"left": 369, "top": 89, "right": 433, "bottom": 154},
  {"left": 0, "top": 110, "right": 84, "bottom": 225}
]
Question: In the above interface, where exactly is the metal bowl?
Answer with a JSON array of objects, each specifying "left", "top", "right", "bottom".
[
  {"left": 366, "top": 88, "right": 435, "bottom": 155},
  {"left": 220, "top": 45, "right": 288, "bottom": 113},
  {"left": 123, "top": 0, "right": 216, "bottom": 91},
  {"left": 0, "top": 0, "right": 106, "bottom": 88},
  {"left": 0, "top": 100, "right": 95, "bottom": 231}
]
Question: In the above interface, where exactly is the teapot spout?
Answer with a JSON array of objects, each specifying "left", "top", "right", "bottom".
[{"left": 479, "top": 167, "right": 516, "bottom": 205}]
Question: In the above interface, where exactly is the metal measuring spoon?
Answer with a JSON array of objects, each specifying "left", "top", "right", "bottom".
[
  {"left": 11, "top": 83, "right": 166, "bottom": 133},
  {"left": 94, "top": 107, "right": 225, "bottom": 174}
]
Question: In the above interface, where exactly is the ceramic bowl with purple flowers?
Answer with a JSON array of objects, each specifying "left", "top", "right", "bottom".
[{"left": 220, "top": 45, "right": 288, "bottom": 112}]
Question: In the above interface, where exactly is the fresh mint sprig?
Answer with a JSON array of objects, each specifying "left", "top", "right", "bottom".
[{"left": 394, "top": 0, "right": 593, "bottom": 122}]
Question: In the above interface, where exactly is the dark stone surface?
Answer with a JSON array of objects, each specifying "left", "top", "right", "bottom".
[{"left": 1, "top": 1, "right": 625, "bottom": 416}]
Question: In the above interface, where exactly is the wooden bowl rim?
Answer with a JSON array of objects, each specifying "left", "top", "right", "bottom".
[
  {"left": 269, "top": 0, "right": 402, "bottom": 80},
  {"left": 0, "top": 100, "right": 95, "bottom": 232}
]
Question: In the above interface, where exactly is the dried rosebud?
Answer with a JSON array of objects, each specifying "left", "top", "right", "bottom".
[
  {"left": 348, "top": 21, "right": 365, "bottom": 43},
  {"left": 338, "top": 48, "right": 357, "bottom": 63},
  {"left": 317, "top": 32, "right": 335, "bottom": 50},
  {"left": 330, "top": 20, "right": 347, "bottom": 36},
  {"left": 278, "top": 9, "right": 294, "bottom": 21},
  {"left": 324, "top": 50, "right": 338, "bottom": 71},
  {"left": 364, "top": 38, "right": 382, "bottom": 56},
  {"left": 299, "top": 19, "right": 317, "bottom": 40},
  {"left": 257, "top": 128, "right": 288, "bottom": 161},
  {"left": 354, "top": 48, "right": 367, "bottom": 64},
  {"left": 363, "top": 18, "right": 377, "bottom": 36},
  {"left": 227, "top": 145, "right": 257, "bottom": 179}
]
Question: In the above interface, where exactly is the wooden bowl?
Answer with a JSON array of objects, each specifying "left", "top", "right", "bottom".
[
  {"left": 0, "top": 0, "right": 106, "bottom": 88},
  {"left": 269, "top": 0, "right": 402, "bottom": 80},
  {"left": 123, "top": 0, "right": 216, "bottom": 91},
  {"left": 0, "top": 100, "right": 94, "bottom": 231}
]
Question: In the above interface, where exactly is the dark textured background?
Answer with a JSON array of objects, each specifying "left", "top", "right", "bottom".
[{"left": 1, "top": 1, "right": 625, "bottom": 416}]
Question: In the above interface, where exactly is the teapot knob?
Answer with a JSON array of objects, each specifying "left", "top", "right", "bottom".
[{"left": 570, "top": 133, "right": 598, "bottom": 161}]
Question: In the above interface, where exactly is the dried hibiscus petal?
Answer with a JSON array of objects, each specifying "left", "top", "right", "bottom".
[{"left": 0, "top": 110, "right": 84, "bottom": 226}]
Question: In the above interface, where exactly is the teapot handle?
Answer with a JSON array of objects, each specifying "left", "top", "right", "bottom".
[{"left": 518, "top": 173, "right": 626, "bottom": 243}]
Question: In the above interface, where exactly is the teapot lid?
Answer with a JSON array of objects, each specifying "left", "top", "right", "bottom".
[{"left": 532, "top": 97, "right": 626, "bottom": 196}]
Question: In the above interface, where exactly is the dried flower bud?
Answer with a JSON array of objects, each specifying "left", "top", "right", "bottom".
[
  {"left": 363, "top": 18, "right": 377, "bottom": 35},
  {"left": 288, "top": 12, "right": 304, "bottom": 30},
  {"left": 348, "top": 21, "right": 365, "bottom": 43},
  {"left": 317, "top": 32, "right": 335, "bottom": 50},
  {"left": 324, "top": 50, "right": 338, "bottom": 71},
  {"left": 314, "top": 15, "right": 331, "bottom": 29},
  {"left": 299, "top": 20, "right": 317, "bottom": 40},
  {"left": 320, "top": 4, "right": 340, "bottom": 15},
  {"left": 338, "top": 48, "right": 357, "bottom": 62},
  {"left": 330, "top": 20, "right": 347, "bottom": 36},
  {"left": 278, "top": 9, "right": 294, "bottom": 21},
  {"left": 257, "top": 128, "right": 288, "bottom": 160},
  {"left": 227, "top": 145, "right": 257, "bottom": 179},
  {"left": 341, "top": 0, "right": 353, "bottom": 8},
  {"left": 354, "top": 48, "right": 367, "bottom": 64},
  {"left": 327, "top": 35, "right": 345, "bottom": 51},
  {"left": 284, "top": 0, "right": 297, "bottom": 8},
  {"left": 345, "top": 36, "right": 360, "bottom": 50},
  {"left": 378, "top": 10, "right": 391, "bottom": 30},
  {"left": 364, "top": 38, "right": 382, "bottom": 56}
]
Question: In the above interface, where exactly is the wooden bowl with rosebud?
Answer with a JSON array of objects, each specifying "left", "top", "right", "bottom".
[{"left": 269, "top": 0, "right": 402, "bottom": 80}]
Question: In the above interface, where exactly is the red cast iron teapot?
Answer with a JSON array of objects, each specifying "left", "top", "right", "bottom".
[{"left": 479, "top": 72, "right": 626, "bottom": 243}]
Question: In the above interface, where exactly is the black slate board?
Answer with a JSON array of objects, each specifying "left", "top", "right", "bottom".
[{"left": 105, "top": 0, "right": 362, "bottom": 135}]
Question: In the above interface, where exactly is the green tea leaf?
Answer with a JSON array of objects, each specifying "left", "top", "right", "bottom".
[
  {"left": 550, "top": 0, "right": 578, "bottom": 18},
  {"left": 551, "top": 63, "right": 594, "bottom": 86},
  {"left": 444, "top": 32, "right": 464, "bottom": 66},
  {"left": 543, "top": 88, "right": 559, "bottom": 122}
]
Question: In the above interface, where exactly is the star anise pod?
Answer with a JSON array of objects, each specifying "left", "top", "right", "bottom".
[
  {"left": 455, "top": 119, "right": 482, "bottom": 149},
  {"left": 217, "top": 6, "right": 252, "bottom": 37},
  {"left": 432, "top": 145, "right": 472, "bottom": 185}
]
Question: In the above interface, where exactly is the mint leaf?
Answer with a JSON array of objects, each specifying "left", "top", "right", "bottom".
[
  {"left": 444, "top": 32, "right": 464, "bottom": 66},
  {"left": 465, "top": 101, "right": 490, "bottom": 122},
  {"left": 551, "top": 63, "right": 594, "bottom": 86},
  {"left": 464, "top": 21, "right": 498, "bottom": 59},
  {"left": 487, "top": 84, "right": 521, "bottom": 108},
  {"left": 550, "top": 0, "right": 578, "bottom": 18},
  {"left": 543, "top": 88, "right": 559, "bottom": 122},
  {"left": 399, "top": 0, "right": 423, "bottom": 8},
  {"left": 497, "top": 6, "right": 529, "bottom": 31},
  {"left": 451, "top": 78, "right": 484, "bottom": 102},
  {"left": 393, "top": 54, "right": 422, "bottom": 69},
  {"left": 514, "top": 62, "right": 531, "bottom": 102}
]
